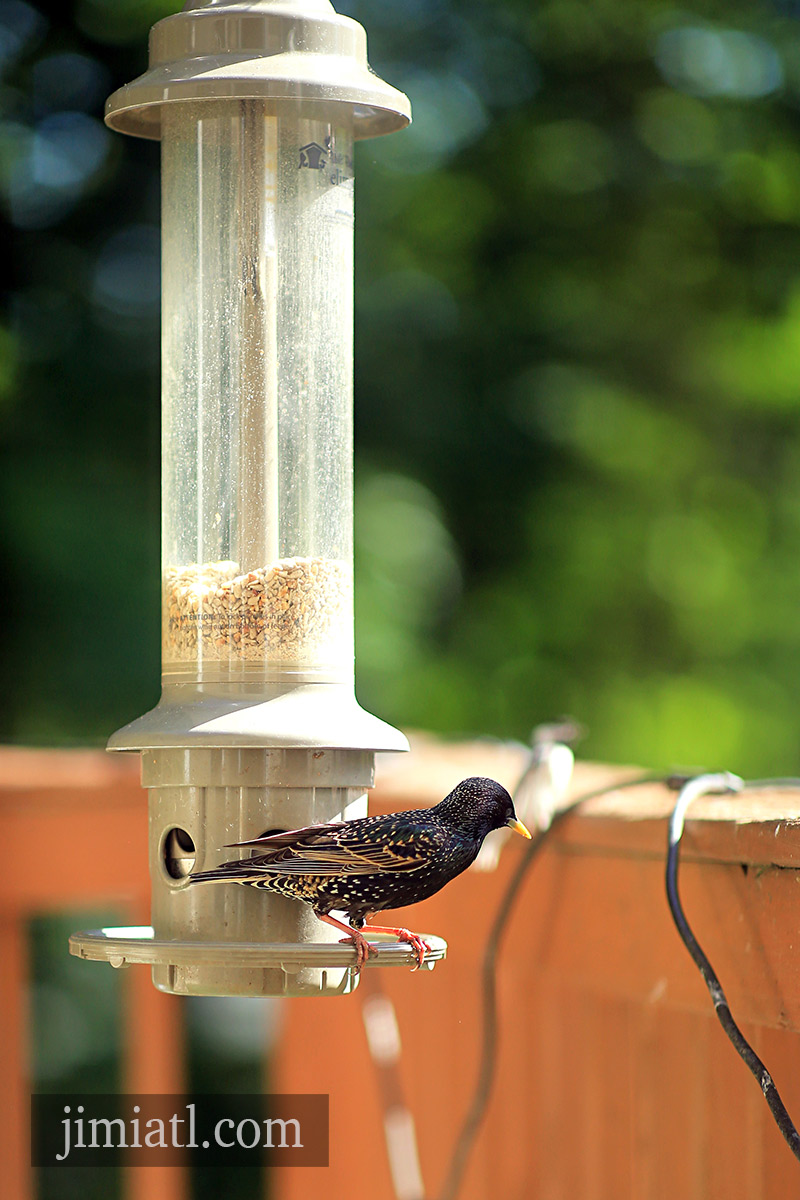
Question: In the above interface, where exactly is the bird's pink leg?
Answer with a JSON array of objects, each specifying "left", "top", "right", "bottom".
[
  {"left": 363, "top": 925, "right": 431, "bottom": 969},
  {"left": 317, "top": 913, "right": 376, "bottom": 969}
]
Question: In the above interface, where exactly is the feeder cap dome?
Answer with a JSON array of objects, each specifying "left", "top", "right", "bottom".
[{"left": 105, "top": 0, "right": 411, "bottom": 141}]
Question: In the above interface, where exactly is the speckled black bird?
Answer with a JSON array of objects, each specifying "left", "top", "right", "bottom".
[{"left": 189, "top": 776, "right": 530, "bottom": 967}]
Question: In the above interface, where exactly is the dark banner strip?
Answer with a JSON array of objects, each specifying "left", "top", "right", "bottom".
[{"left": 32, "top": 1094, "right": 328, "bottom": 1168}]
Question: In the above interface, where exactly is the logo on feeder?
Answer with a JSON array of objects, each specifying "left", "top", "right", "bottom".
[
  {"left": 299, "top": 142, "right": 327, "bottom": 170},
  {"left": 299, "top": 139, "right": 354, "bottom": 186}
]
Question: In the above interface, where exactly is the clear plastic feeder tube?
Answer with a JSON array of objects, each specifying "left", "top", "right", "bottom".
[
  {"left": 161, "top": 99, "right": 355, "bottom": 686},
  {"left": 78, "top": 0, "right": 417, "bottom": 997}
]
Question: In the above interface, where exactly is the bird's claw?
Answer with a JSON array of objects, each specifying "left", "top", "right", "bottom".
[
  {"left": 339, "top": 933, "right": 376, "bottom": 970},
  {"left": 395, "top": 928, "right": 430, "bottom": 970},
  {"left": 340, "top": 928, "right": 429, "bottom": 970}
]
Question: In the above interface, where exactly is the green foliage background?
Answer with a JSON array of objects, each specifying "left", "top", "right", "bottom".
[
  {"left": 7, "top": 6, "right": 800, "bottom": 1197},
  {"left": 3, "top": 0, "right": 800, "bottom": 775}
]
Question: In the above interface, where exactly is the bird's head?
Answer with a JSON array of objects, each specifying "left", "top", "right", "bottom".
[{"left": 434, "top": 776, "right": 531, "bottom": 843}]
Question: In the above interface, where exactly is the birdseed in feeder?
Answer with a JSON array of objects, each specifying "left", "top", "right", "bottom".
[{"left": 163, "top": 556, "right": 351, "bottom": 665}]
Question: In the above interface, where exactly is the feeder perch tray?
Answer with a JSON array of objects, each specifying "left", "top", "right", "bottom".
[{"left": 69, "top": 926, "right": 447, "bottom": 996}]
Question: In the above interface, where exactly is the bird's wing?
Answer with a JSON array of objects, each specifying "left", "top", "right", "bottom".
[{"left": 222, "top": 818, "right": 449, "bottom": 877}]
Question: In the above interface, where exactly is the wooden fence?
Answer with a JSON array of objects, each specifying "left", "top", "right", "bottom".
[{"left": 2, "top": 739, "right": 800, "bottom": 1198}]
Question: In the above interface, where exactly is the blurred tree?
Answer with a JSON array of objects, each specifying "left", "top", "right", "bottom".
[{"left": 2, "top": 0, "right": 800, "bottom": 774}]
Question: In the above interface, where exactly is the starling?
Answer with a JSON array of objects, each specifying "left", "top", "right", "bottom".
[{"left": 189, "top": 776, "right": 531, "bottom": 968}]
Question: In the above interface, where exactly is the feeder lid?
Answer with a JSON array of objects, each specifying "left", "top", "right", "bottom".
[{"left": 105, "top": 0, "right": 411, "bottom": 140}]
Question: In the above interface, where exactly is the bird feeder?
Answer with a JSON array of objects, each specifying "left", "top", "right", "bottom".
[{"left": 69, "top": 0, "right": 446, "bottom": 997}]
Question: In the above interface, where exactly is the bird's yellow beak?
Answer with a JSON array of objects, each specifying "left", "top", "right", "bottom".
[{"left": 507, "top": 817, "right": 532, "bottom": 839}]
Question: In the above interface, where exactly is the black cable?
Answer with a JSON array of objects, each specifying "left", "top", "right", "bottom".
[
  {"left": 437, "top": 769, "right": 671, "bottom": 1200},
  {"left": 666, "top": 773, "right": 800, "bottom": 1164}
]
